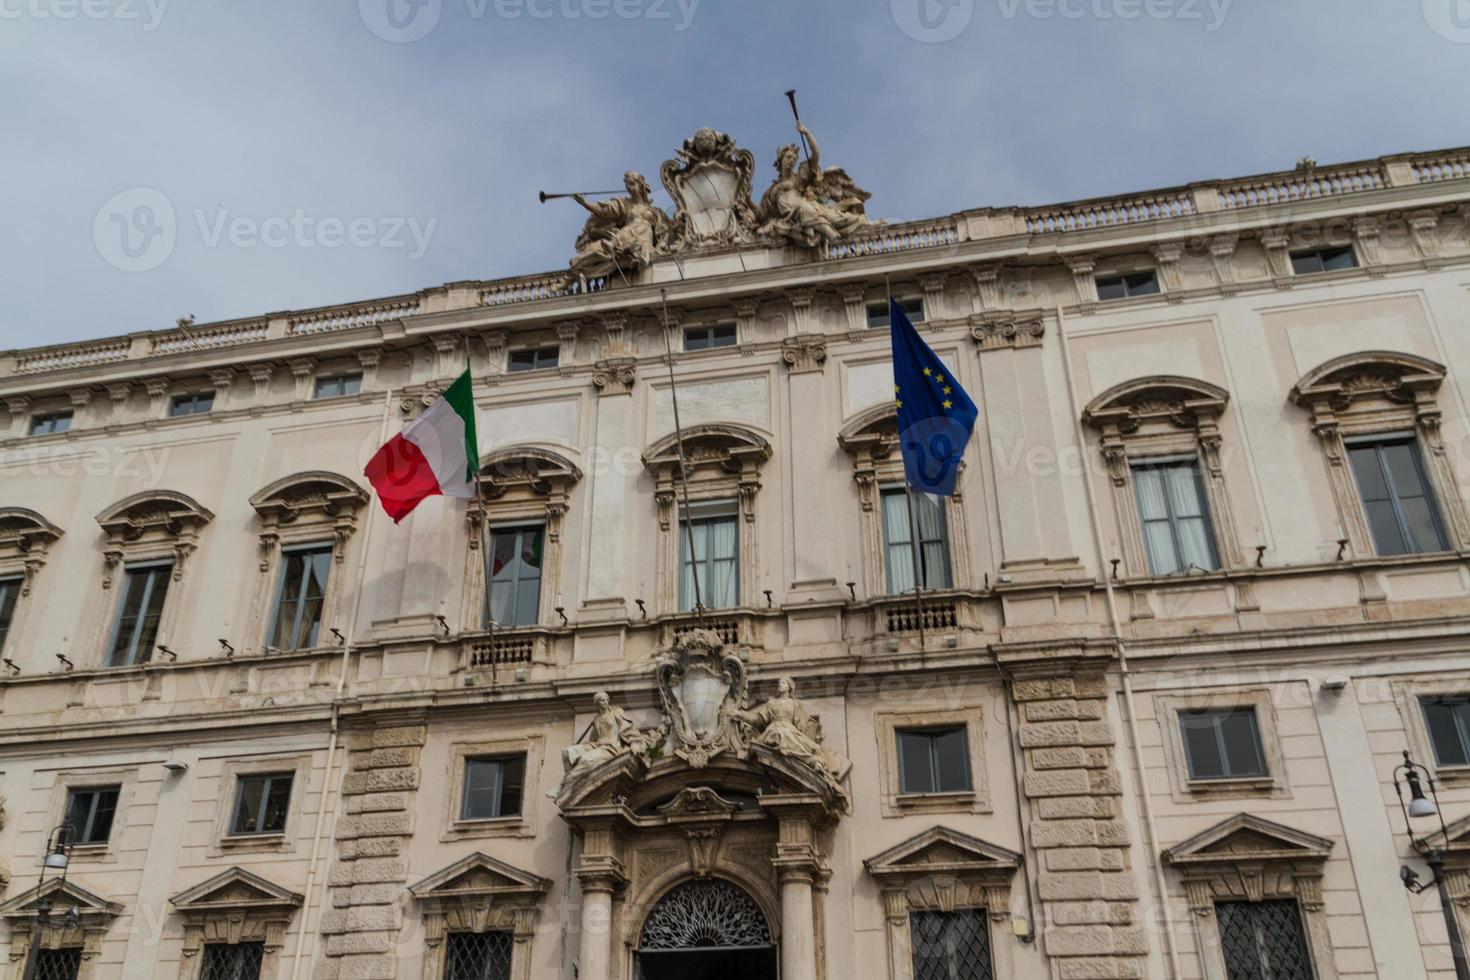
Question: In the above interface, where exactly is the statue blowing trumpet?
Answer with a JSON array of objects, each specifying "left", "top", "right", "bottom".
[{"left": 537, "top": 189, "right": 624, "bottom": 203}]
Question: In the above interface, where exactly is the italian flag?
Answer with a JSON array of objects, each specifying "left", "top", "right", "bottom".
[{"left": 364, "top": 368, "right": 479, "bottom": 523}]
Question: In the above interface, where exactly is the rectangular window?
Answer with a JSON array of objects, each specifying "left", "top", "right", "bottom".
[
  {"left": 268, "top": 545, "right": 333, "bottom": 650},
  {"left": 64, "top": 786, "right": 120, "bottom": 845},
  {"left": 169, "top": 392, "right": 215, "bottom": 417},
  {"left": 881, "top": 488, "right": 952, "bottom": 593},
  {"left": 461, "top": 755, "right": 525, "bottom": 820},
  {"left": 29, "top": 411, "right": 73, "bottom": 436},
  {"left": 1347, "top": 436, "right": 1448, "bottom": 556},
  {"left": 679, "top": 501, "right": 739, "bottom": 610},
  {"left": 230, "top": 773, "right": 293, "bottom": 836},
  {"left": 683, "top": 322, "right": 738, "bottom": 351},
  {"left": 909, "top": 909, "right": 994, "bottom": 980},
  {"left": 867, "top": 297, "right": 925, "bottom": 328},
  {"left": 313, "top": 374, "right": 362, "bottom": 399},
  {"left": 444, "top": 932, "right": 512, "bottom": 980},
  {"left": 507, "top": 346, "right": 559, "bottom": 372},
  {"left": 106, "top": 562, "right": 172, "bottom": 667},
  {"left": 0, "top": 576, "right": 20, "bottom": 654},
  {"left": 1132, "top": 457, "right": 1219, "bottom": 575},
  {"left": 29, "top": 949, "right": 81, "bottom": 980},
  {"left": 1423, "top": 697, "right": 1470, "bottom": 768},
  {"left": 1290, "top": 245, "right": 1358, "bottom": 275},
  {"left": 1180, "top": 708, "right": 1267, "bottom": 780},
  {"left": 1095, "top": 271, "right": 1161, "bottom": 301},
  {"left": 897, "top": 727, "right": 972, "bottom": 795},
  {"left": 200, "top": 942, "right": 264, "bottom": 980},
  {"left": 1216, "top": 900, "right": 1315, "bottom": 980},
  {"left": 487, "top": 524, "right": 544, "bottom": 627}
]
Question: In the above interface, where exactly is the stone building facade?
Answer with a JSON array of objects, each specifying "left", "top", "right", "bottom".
[{"left": 2, "top": 137, "right": 1470, "bottom": 980}]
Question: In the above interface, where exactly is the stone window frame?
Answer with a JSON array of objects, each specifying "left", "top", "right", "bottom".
[
  {"left": 167, "top": 867, "right": 303, "bottom": 980},
  {"left": 1290, "top": 351, "right": 1470, "bottom": 558},
  {"left": 0, "top": 879, "right": 122, "bottom": 980},
  {"left": 1155, "top": 689, "right": 1290, "bottom": 802},
  {"left": 1393, "top": 678, "right": 1470, "bottom": 787},
  {"left": 1082, "top": 375, "right": 1245, "bottom": 580},
  {"left": 0, "top": 508, "right": 63, "bottom": 658},
  {"left": 837, "top": 404, "right": 975, "bottom": 599},
  {"left": 460, "top": 446, "right": 582, "bottom": 636},
  {"left": 246, "top": 472, "right": 369, "bottom": 656},
  {"left": 863, "top": 827, "right": 1021, "bottom": 980},
  {"left": 45, "top": 766, "right": 141, "bottom": 866},
  {"left": 90, "top": 490, "right": 214, "bottom": 668},
  {"left": 207, "top": 754, "right": 312, "bottom": 857},
  {"left": 874, "top": 704, "right": 991, "bottom": 818},
  {"left": 1162, "top": 813, "right": 1338, "bottom": 980},
  {"left": 440, "top": 735, "right": 544, "bottom": 842},
  {"left": 408, "top": 853, "right": 550, "bottom": 980},
  {"left": 643, "top": 423, "right": 772, "bottom": 615}
]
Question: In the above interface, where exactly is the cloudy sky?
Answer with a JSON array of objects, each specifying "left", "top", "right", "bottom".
[{"left": 2, "top": 0, "right": 1466, "bottom": 350}]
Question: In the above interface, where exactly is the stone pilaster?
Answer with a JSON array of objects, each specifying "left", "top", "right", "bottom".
[
  {"left": 315, "top": 722, "right": 426, "bottom": 980},
  {"left": 1009, "top": 667, "right": 1146, "bottom": 979}
]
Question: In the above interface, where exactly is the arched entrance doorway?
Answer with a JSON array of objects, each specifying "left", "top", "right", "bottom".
[{"left": 635, "top": 879, "right": 777, "bottom": 980}]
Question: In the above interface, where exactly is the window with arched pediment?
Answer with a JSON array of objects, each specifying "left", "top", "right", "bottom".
[
  {"left": 837, "top": 405, "right": 974, "bottom": 601},
  {"left": 91, "top": 491, "right": 214, "bottom": 667},
  {"left": 246, "top": 472, "right": 369, "bottom": 654},
  {"left": 1291, "top": 350, "right": 1470, "bottom": 558},
  {"left": 1083, "top": 376, "right": 1246, "bottom": 580},
  {"left": 0, "top": 507, "right": 63, "bottom": 662},
  {"left": 643, "top": 424, "right": 771, "bottom": 615},
  {"left": 460, "top": 446, "right": 582, "bottom": 636}
]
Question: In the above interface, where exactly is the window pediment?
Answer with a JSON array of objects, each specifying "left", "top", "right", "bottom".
[
  {"left": 0, "top": 878, "right": 122, "bottom": 921},
  {"left": 643, "top": 423, "right": 772, "bottom": 477},
  {"left": 168, "top": 866, "right": 304, "bottom": 915},
  {"left": 0, "top": 878, "right": 122, "bottom": 961},
  {"left": 1291, "top": 350, "right": 1445, "bottom": 415},
  {"left": 477, "top": 445, "right": 583, "bottom": 500},
  {"left": 0, "top": 507, "right": 64, "bottom": 554},
  {"left": 1083, "top": 375, "right": 1230, "bottom": 436},
  {"left": 95, "top": 490, "right": 213, "bottom": 543},
  {"left": 408, "top": 852, "right": 551, "bottom": 904},
  {"left": 248, "top": 471, "right": 368, "bottom": 526},
  {"left": 864, "top": 826, "right": 1021, "bottom": 885},
  {"left": 409, "top": 852, "right": 549, "bottom": 956},
  {"left": 1164, "top": 813, "right": 1333, "bottom": 872},
  {"left": 837, "top": 403, "right": 900, "bottom": 462}
]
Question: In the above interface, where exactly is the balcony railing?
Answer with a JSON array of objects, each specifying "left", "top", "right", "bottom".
[
  {"left": 1413, "top": 152, "right": 1470, "bottom": 184},
  {"left": 1216, "top": 164, "right": 1387, "bottom": 209},
  {"left": 1024, "top": 191, "right": 1196, "bottom": 234},
  {"left": 151, "top": 319, "right": 269, "bottom": 355},
  {"left": 15, "top": 338, "right": 131, "bottom": 374},
  {"left": 461, "top": 628, "right": 551, "bottom": 670},
  {"left": 879, "top": 595, "right": 959, "bottom": 634},
  {"left": 823, "top": 217, "right": 961, "bottom": 260},
  {"left": 289, "top": 297, "right": 421, "bottom": 335}
]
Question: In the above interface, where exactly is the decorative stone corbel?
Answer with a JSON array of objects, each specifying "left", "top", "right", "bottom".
[
  {"left": 600, "top": 312, "right": 629, "bottom": 356},
  {"left": 733, "top": 298, "right": 761, "bottom": 345},
  {"left": 918, "top": 272, "right": 949, "bottom": 321},
  {"left": 970, "top": 310, "right": 1045, "bottom": 352},
  {"left": 355, "top": 348, "right": 383, "bottom": 389},
  {"left": 481, "top": 329, "right": 510, "bottom": 375},
  {"left": 1408, "top": 210, "right": 1444, "bottom": 268},
  {"left": 248, "top": 364, "right": 275, "bottom": 408},
  {"left": 431, "top": 334, "right": 462, "bottom": 379},
  {"left": 1208, "top": 235, "right": 1239, "bottom": 293},
  {"left": 106, "top": 382, "right": 133, "bottom": 410},
  {"left": 1352, "top": 216, "right": 1383, "bottom": 274},
  {"left": 68, "top": 388, "right": 93, "bottom": 410},
  {"left": 780, "top": 335, "right": 827, "bottom": 374},
  {"left": 592, "top": 357, "right": 637, "bottom": 395},
  {"left": 1260, "top": 229, "right": 1294, "bottom": 286},
  {"left": 145, "top": 379, "right": 170, "bottom": 416},
  {"left": 209, "top": 369, "right": 236, "bottom": 410},
  {"left": 1064, "top": 254, "right": 1098, "bottom": 309},
  {"left": 969, "top": 263, "right": 1003, "bottom": 311},
  {"left": 835, "top": 284, "right": 868, "bottom": 335},
  {"left": 5, "top": 397, "right": 29, "bottom": 437},
  {"left": 786, "top": 288, "right": 817, "bottom": 336},
  {"left": 1151, "top": 242, "right": 1185, "bottom": 299},
  {"left": 287, "top": 358, "right": 317, "bottom": 400},
  {"left": 556, "top": 322, "right": 582, "bottom": 365}
]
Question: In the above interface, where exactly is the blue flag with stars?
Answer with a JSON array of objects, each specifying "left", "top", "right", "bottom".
[{"left": 890, "top": 297, "right": 978, "bottom": 495}]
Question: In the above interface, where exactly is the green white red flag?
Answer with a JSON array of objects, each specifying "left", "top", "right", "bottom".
[{"left": 364, "top": 368, "right": 479, "bottom": 523}]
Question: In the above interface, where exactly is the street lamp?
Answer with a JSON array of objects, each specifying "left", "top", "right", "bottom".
[
  {"left": 21, "top": 824, "right": 75, "bottom": 980},
  {"left": 1393, "top": 750, "right": 1470, "bottom": 980}
]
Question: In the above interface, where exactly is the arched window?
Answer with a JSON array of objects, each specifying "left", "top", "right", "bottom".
[
  {"left": 1083, "top": 376, "right": 1244, "bottom": 579},
  {"left": 0, "top": 507, "right": 63, "bottom": 661},
  {"left": 1291, "top": 351, "right": 1468, "bottom": 557},
  {"left": 639, "top": 879, "right": 774, "bottom": 952}
]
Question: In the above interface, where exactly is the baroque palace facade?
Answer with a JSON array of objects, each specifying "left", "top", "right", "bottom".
[{"left": 2, "top": 133, "right": 1470, "bottom": 980}]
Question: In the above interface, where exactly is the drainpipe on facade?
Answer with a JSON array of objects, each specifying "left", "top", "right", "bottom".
[
  {"left": 1054, "top": 306, "right": 1184, "bottom": 980},
  {"left": 288, "top": 389, "right": 395, "bottom": 980}
]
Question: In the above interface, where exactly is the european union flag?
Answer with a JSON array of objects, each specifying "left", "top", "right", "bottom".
[{"left": 890, "top": 297, "right": 978, "bottom": 495}]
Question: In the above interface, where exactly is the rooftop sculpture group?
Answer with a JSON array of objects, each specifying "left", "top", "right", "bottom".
[{"left": 563, "top": 123, "right": 877, "bottom": 286}]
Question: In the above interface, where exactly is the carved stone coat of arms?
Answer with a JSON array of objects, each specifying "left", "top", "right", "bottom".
[
  {"left": 656, "top": 628, "right": 749, "bottom": 768},
  {"left": 660, "top": 128, "right": 758, "bottom": 250}
]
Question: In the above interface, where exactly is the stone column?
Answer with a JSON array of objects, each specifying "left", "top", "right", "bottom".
[
  {"left": 575, "top": 875, "right": 616, "bottom": 980},
  {"left": 779, "top": 869, "right": 818, "bottom": 980}
]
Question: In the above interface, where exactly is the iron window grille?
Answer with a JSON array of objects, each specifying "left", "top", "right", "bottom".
[
  {"left": 1180, "top": 708, "right": 1268, "bottom": 781},
  {"left": 29, "top": 949, "right": 82, "bottom": 980},
  {"left": 230, "top": 772, "right": 293, "bottom": 836},
  {"left": 29, "top": 411, "right": 72, "bottom": 436},
  {"left": 507, "top": 346, "right": 559, "bottom": 372},
  {"left": 1130, "top": 456, "right": 1219, "bottom": 575},
  {"left": 268, "top": 545, "right": 333, "bottom": 650},
  {"left": 64, "top": 785, "right": 121, "bottom": 845},
  {"left": 1422, "top": 697, "right": 1470, "bottom": 768},
  {"left": 1345, "top": 435, "right": 1448, "bottom": 555},
  {"left": 461, "top": 755, "right": 525, "bottom": 820},
  {"left": 1095, "top": 271, "right": 1160, "bottom": 300},
  {"left": 880, "top": 488, "right": 953, "bottom": 593},
  {"left": 200, "top": 942, "right": 265, "bottom": 980},
  {"left": 897, "top": 727, "right": 972, "bottom": 795},
  {"left": 1289, "top": 246, "right": 1357, "bottom": 275},
  {"left": 910, "top": 909, "right": 995, "bottom": 980},
  {"left": 867, "top": 297, "right": 925, "bottom": 328},
  {"left": 443, "top": 931, "right": 512, "bottom": 980},
  {"left": 1216, "top": 900, "right": 1315, "bottom": 980},
  {"left": 105, "top": 561, "right": 173, "bottom": 667}
]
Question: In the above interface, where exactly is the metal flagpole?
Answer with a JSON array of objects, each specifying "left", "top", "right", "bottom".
[
  {"left": 887, "top": 277, "right": 928, "bottom": 648},
  {"left": 660, "top": 287, "right": 706, "bottom": 618}
]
